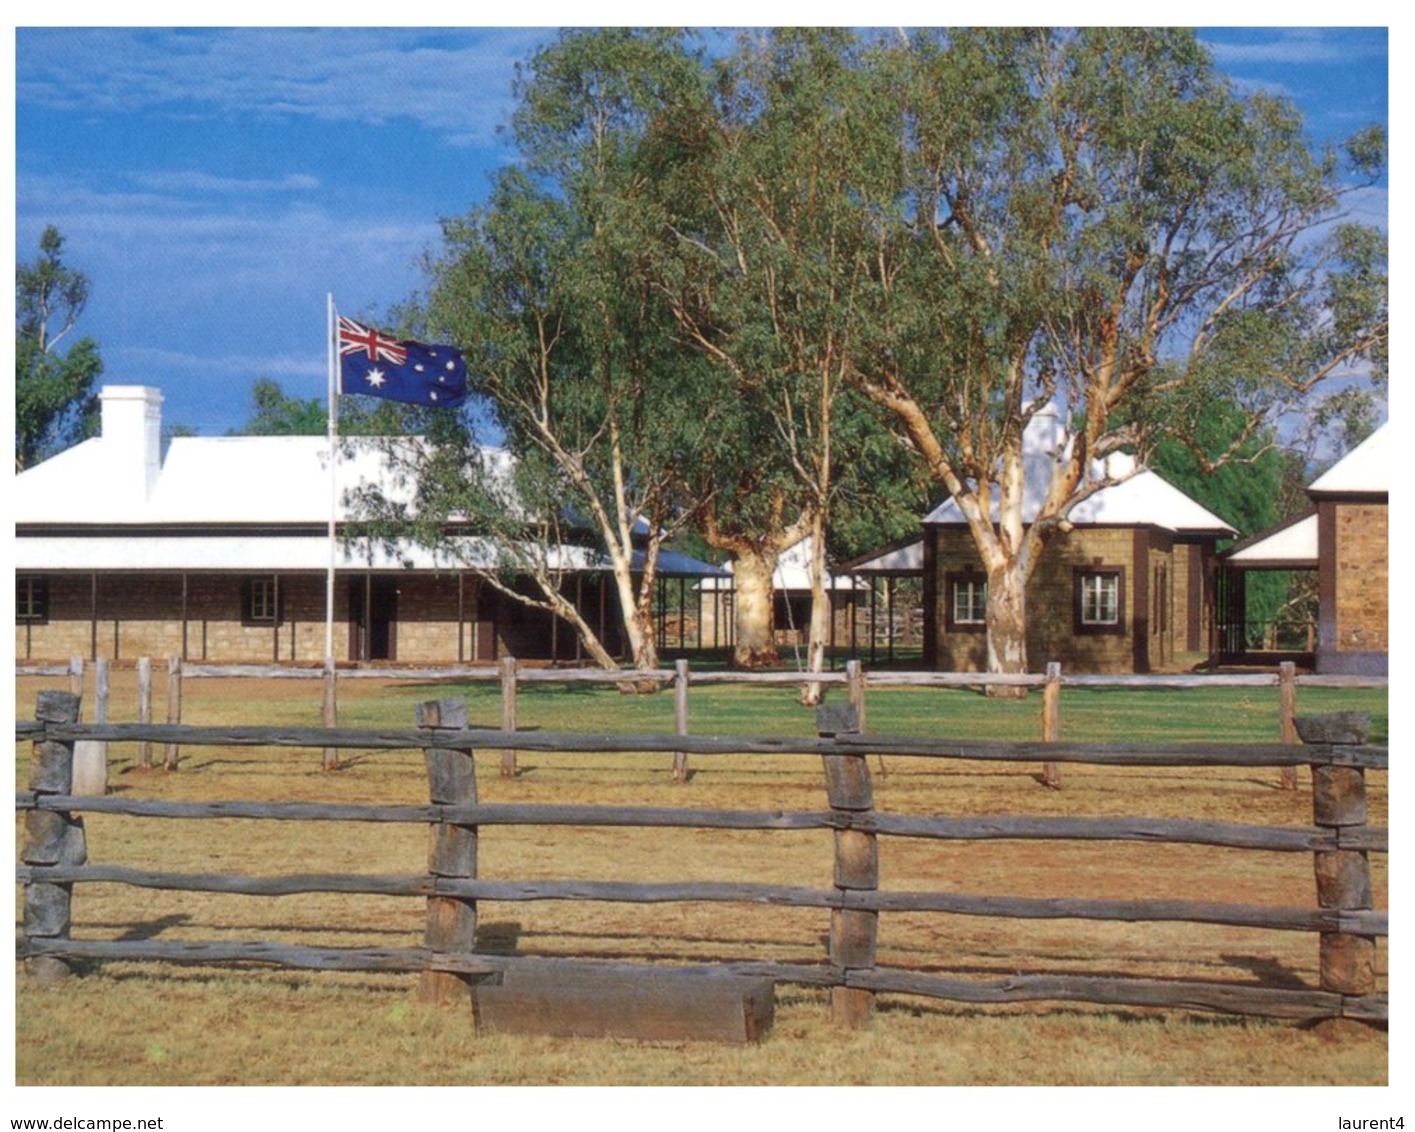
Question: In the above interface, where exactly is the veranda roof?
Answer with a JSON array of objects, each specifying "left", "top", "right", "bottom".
[
  {"left": 11, "top": 533, "right": 645, "bottom": 574},
  {"left": 845, "top": 540, "right": 924, "bottom": 575},
  {"left": 1222, "top": 511, "right": 1318, "bottom": 569}
]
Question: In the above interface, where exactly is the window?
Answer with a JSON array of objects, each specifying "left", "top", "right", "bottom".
[
  {"left": 1075, "top": 568, "right": 1123, "bottom": 634},
  {"left": 242, "top": 576, "right": 280, "bottom": 625},
  {"left": 946, "top": 572, "right": 987, "bottom": 631},
  {"left": 16, "top": 576, "right": 49, "bottom": 624},
  {"left": 953, "top": 578, "right": 987, "bottom": 625}
]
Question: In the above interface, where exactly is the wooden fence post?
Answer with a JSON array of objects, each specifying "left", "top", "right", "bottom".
[
  {"left": 673, "top": 659, "right": 690, "bottom": 783},
  {"left": 500, "top": 656, "right": 518, "bottom": 778},
  {"left": 417, "top": 698, "right": 479, "bottom": 1005},
  {"left": 73, "top": 657, "right": 109, "bottom": 796},
  {"left": 1278, "top": 661, "right": 1298, "bottom": 790},
  {"left": 22, "top": 691, "right": 86, "bottom": 984},
  {"left": 164, "top": 656, "right": 183, "bottom": 771},
  {"left": 818, "top": 702, "right": 876, "bottom": 1029},
  {"left": 68, "top": 655, "right": 84, "bottom": 697},
  {"left": 846, "top": 659, "right": 885, "bottom": 777},
  {"left": 1297, "top": 712, "right": 1376, "bottom": 1005},
  {"left": 137, "top": 657, "right": 153, "bottom": 769},
  {"left": 322, "top": 659, "right": 339, "bottom": 771},
  {"left": 1041, "top": 661, "right": 1062, "bottom": 789},
  {"left": 846, "top": 659, "right": 866, "bottom": 732}
]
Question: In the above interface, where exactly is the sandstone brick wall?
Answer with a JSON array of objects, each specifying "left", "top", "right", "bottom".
[
  {"left": 1171, "top": 541, "right": 1210, "bottom": 654},
  {"left": 931, "top": 526, "right": 1163, "bottom": 673},
  {"left": 1333, "top": 502, "right": 1388, "bottom": 655},
  {"left": 15, "top": 571, "right": 505, "bottom": 665}
]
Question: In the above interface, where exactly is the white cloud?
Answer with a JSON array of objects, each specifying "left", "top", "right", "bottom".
[
  {"left": 131, "top": 171, "right": 322, "bottom": 194},
  {"left": 1339, "top": 185, "right": 1388, "bottom": 233},
  {"left": 116, "top": 344, "right": 326, "bottom": 381},
  {"left": 1202, "top": 28, "right": 1386, "bottom": 67},
  {"left": 18, "top": 170, "right": 440, "bottom": 291},
  {"left": 17, "top": 27, "right": 549, "bottom": 145}
]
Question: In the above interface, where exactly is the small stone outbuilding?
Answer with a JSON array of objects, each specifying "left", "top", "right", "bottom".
[
  {"left": 852, "top": 409, "right": 1237, "bottom": 674},
  {"left": 1222, "top": 424, "right": 1387, "bottom": 675}
]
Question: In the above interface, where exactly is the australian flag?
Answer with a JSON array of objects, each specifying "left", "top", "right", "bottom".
[{"left": 337, "top": 316, "right": 468, "bottom": 408}]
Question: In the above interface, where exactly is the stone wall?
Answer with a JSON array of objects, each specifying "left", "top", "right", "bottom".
[
  {"left": 1314, "top": 500, "right": 1388, "bottom": 674},
  {"left": 14, "top": 570, "right": 586, "bottom": 665},
  {"left": 929, "top": 526, "right": 1201, "bottom": 674}
]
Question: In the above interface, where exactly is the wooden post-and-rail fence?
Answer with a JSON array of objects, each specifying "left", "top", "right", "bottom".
[
  {"left": 26, "top": 655, "right": 1376, "bottom": 789},
  {"left": 16, "top": 691, "right": 1388, "bottom": 1028}
]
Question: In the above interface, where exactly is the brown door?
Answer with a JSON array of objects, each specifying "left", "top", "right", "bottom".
[{"left": 348, "top": 577, "right": 398, "bottom": 661}]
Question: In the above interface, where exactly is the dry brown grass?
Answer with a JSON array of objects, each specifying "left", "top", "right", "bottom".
[{"left": 12, "top": 672, "right": 1388, "bottom": 1089}]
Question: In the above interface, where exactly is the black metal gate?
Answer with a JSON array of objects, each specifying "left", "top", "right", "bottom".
[{"left": 1214, "top": 567, "right": 1247, "bottom": 662}]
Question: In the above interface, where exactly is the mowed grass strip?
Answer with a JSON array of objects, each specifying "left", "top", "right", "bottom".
[{"left": 14, "top": 672, "right": 1388, "bottom": 1086}]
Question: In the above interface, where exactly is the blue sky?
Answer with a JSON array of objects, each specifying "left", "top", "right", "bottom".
[{"left": 13, "top": 26, "right": 1390, "bottom": 437}]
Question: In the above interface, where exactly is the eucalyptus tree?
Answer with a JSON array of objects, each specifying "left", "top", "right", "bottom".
[
  {"left": 231, "top": 379, "right": 326, "bottom": 436},
  {"left": 847, "top": 28, "right": 1386, "bottom": 678},
  {"left": 642, "top": 28, "right": 909, "bottom": 676},
  {"left": 405, "top": 31, "right": 715, "bottom": 672},
  {"left": 16, "top": 225, "right": 103, "bottom": 469}
]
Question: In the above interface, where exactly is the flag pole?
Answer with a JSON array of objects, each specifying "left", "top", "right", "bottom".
[{"left": 323, "top": 293, "right": 339, "bottom": 767}]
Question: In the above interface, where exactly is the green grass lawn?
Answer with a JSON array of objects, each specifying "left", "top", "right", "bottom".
[
  {"left": 22, "top": 665, "right": 1379, "bottom": 748},
  {"left": 325, "top": 675, "right": 1388, "bottom": 746}
]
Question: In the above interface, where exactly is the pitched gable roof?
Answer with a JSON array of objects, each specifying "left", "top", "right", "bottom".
[
  {"left": 921, "top": 408, "right": 1236, "bottom": 536},
  {"left": 12, "top": 385, "right": 514, "bottom": 527},
  {"left": 1308, "top": 422, "right": 1387, "bottom": 497},
  {"left": 1222, "top": 510, "right": 1318, "bottom": 568},
  {"left": 15, "top": 384, "right": 726, "bottom": 578}
]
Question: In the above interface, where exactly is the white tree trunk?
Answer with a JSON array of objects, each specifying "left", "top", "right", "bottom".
[
  {"left": 607, "top": 561, "right": 660, "bottom": 673},
  {"left": 732, "top": 549, "right": 780, "bottom": 668},
  {"left": 984, "top": 560, "right": 1030, "bottom": 697},
  {"left": 800, "top": 518, "right": 832, "bottom": 705}
]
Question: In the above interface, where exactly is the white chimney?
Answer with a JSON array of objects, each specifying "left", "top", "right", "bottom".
[{"left": 100, "top": 385, "right": 164, "bottom": 500}]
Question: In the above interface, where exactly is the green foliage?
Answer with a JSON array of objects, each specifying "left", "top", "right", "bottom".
[
  {"left": 357, "top": 31, "right": 729, "bottom": 666},
  {"left": 825, "top": 28, "right": 1386, "bottom": 668},
  {"left": 1148, "top": 403, "right": 1293, "bottom": 634},
  {"left": 231, "top": 379, "right": 327, "bottom": 436},
  {"left": 636, "top": 29, "right": 924, "bottom": 564},
  {"left": 372, "top": 28, "right": 1386, "bottom": 672},
  {"left": 15, "top": 225, "right": 103, "bottom": 468},
  {"left": 862, "top": 27, "right": 1385, "bottom": 458},
  {"left": 1148, "top": 403, "right": 1284, "bottom": 538}
]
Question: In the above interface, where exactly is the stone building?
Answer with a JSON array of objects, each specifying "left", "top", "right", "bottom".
[
  {"left": 1222, "top": 424, "right": 1387, "bottom": 675},
  {"left": 852, "top": 409, "right": 1237, "bottom": 674},
  {"left": 14, "top": 385, "right": 717, "bottom": 666}
]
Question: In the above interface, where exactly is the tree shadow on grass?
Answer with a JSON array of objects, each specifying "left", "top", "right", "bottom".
[
  {"left": 111, "top": 913, "right": 192, "bottom": 942},
  {"left": 1218, "top": 952, "right": 1310, "bottom": 989}
]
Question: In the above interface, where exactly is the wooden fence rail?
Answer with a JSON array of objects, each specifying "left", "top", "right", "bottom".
[
  {"left": 23, "top": 656, "right": 1384, "bottom": 788},
  {"left": 15, "top": 690, "right": 1388, "bottom": 1027}
]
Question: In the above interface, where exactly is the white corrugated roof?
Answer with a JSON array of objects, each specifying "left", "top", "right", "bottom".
[
  {"left": 12, "top": 433, "right": 509, "bottom": 526},
  {"left": 1308, "top": 423, "right": 1387, "bottom": 496},
  {"left": 1224, "top": 512, "right": 1318, "bottom": 567},
  {"left": 11, "top": 533, "right": 627, "bottom": 573},
  {"left": 15, "top": 384, "right": 726, "bottom": 577},
  {"left": 922, "top": 408, "right": 1235, "bottom": 535},
  {"left": 849, "top": 541, "right": 924, "bottom": 574}
]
